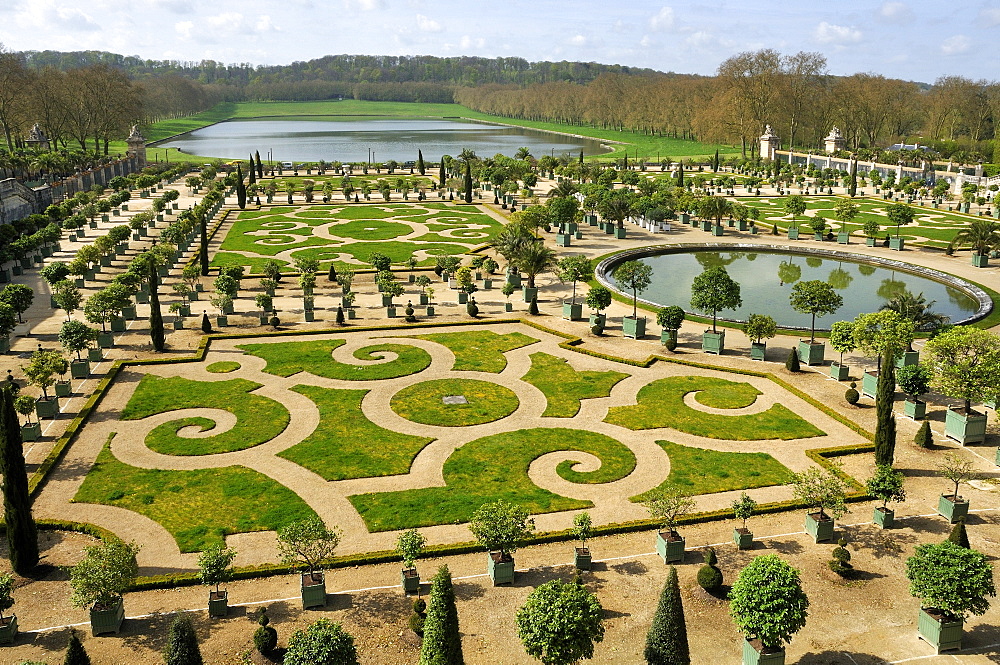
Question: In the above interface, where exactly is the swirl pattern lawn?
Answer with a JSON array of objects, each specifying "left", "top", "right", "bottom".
[
  {"left": 390, "top": 379, "right": 519, "bottom": 426},
  {"left": 605, "top": 375, "right": 824, "bottom": 440},
  {"left": 407, "top": 330, "right": 539, "bottom": 372},
  {"left": 349, "top": 428, "right": 637, "bottom": 531},
  {"left": 521, "top": 352, "right": 629, "bottom": 417},
  {"left": 121, "top": 375, "right": 290, "bottom": 455},
  {"left": 237, "top": 339, "right": 431, "bottom": 380}
]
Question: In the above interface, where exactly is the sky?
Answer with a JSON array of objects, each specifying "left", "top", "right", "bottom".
[{"left": 0, "top": 0, "right": 997, "bottom": 83}]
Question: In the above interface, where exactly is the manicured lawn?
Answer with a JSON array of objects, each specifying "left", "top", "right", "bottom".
[
  {"left": 348, "top": 428, "right": 637, "bottom": 531},
  {"left": 279, "top": 385, "right": 434, "bottom": 481},
  {"left": 630, "top": 441, "right": 793, "bottom": 501},
  {"left": 605, "top": 376, "right": 824, "bottom": 440},
  {"left": 521, "top": 352, "right": 629, "bottom": 417},
  {"left": 237, "top": 339, "right": 432, "bottom": 380},
  {"left": 206, "top": 361, "right": 241, "bottom": 373},
  {"left": 390, "top": 378, "right": 519, "bottom": 426},
  {"left": 121, "top": 375, "right": 290, "bottom": 455},
  {"left": 408, "top": 330, "right": 539, "bottom": 372},
  {"left": 74, "top": 434, "right": 317, "bottom": 552}
]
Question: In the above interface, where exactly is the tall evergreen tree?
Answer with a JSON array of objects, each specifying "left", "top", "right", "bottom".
[
  {"left": 463, "top": 161, "right": 473, "bottom": 204},
  {"left": 579, "top": 150, "right": 584, "bottom": 166},
  {"left": 64, "top": 630, "right": 91, "bottom": 665},
  {"left": 438, "top": 159, "right": 446, "bottom": 187},
  {"left": 0, "top": 385, "right": 38, "bottom": 574},
  {"left": 235, "top": 164, "right": 247, "bottom": 209},
  {"left": 848, "top": 159, "right": 858, "bottom": 197},
  {"left": 712, "top": 149, "right": 720, "bottom": 172},
  {"left": 874, "top": 347, "right": 897, "bottom": 466},
  {"left": 644, "top": 566, "right": 690, "bottom": 665},
  {"left": 163, "top": 615, "right": 203, "bottom": 665},
  {"left": 248, "top": 154, "right": 256, "bottom": 185},
  {"left": 417, "top": 150, "right": 425, "bottom": 176},
  {"left": 199, "top": 211, "right": 209, "bottom": 277},
  {"left": 148, "top": 257, "right": 165, "bottom": 352},
  {"left": 676, "top": 161, "right": 684, "bottom": 187},
  {"left": 420, "top": 565, "right": 464, "bottom": 665},
  {"left": 254, "top": 150, "right": 263, "bottom": 179}
]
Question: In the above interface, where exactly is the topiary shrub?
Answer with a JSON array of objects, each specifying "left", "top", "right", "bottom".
[
  {"left": 254, "top": 608, "right": 278, "bottom": 654},
  {"left": 466, "top": 299, "right": 478, "bottom": 317},
  {"left": 828, "top": 538, "right": 854, "bottom": 578},
  {"left": 845, "top": 381, "right": 860, "bottom": 405},
  {"left": 914, "top": 420, "right": 932, "bottom": 448},
  {"left": 665, "top": 336, "right": 677, "bottom": 352},
  {"left": 785, "top": 348, "right": 800, "bottom": 372},
  {"left": 336, "top": 306, "right": 345, "bottom": 325},
  {"left": 946, "top": 518, "right": 970, "bottom": 548},
  {"left": 201, "top": 313, "right": 212, "bottom": 334},
  {"left": 270, "top": 316, "right": 280, "bottom": 328},
  {"left": 528, "top": 297, "right": 539, "bottom": 315},
  {"left": 409, "top": 596, "right": 427, "bottom": 636},
  {"left": 697, "top": 548, "right": 723, "bottom": 593}
]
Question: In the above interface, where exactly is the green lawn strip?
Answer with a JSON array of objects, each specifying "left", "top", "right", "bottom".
[
  {"left": 407, "top": 330, "right": 539, "bottom": 372},
  {"left": 326, "top": 219, "right": 414, "bottom": 240},
  {"left": 121, "top": 375, "right": 290, "bottom": 455},
  {"left": 348, "top": 428, "right": 637, "bottom": 531},
  {"left": 521, "top": 352, "right": 628, "bottom": 417},
  {"left": 605, "top": 375, "right": 824, "bottom": 440},
  {"left": 219, "top": 224, "right": 331, "bottom": 256},
  {"left": 206, "top": 361, "right": 241, "bottom": 373},
  {"left": 390, "top": 378, "right": 519, "bottom": 426},
  {"left": 73, "top": 434, "right": 317, "bottom": 552},
  {"left": 630, "top": 441, "right": 794, "bottom": 501},
  {"left": 278, "top": 385, "right": 434, "bottom": 480},
  {"left": 237, "top": 339, "right": 432, "bottom": 380}
]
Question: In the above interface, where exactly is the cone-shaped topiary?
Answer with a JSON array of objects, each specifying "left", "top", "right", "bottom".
[
  {"left": 64, "top": 630, "right": 91, "bottom": 665},
  {"left": 201, "top": 312, "right": 212, "bottom": 334},
  {"left": 336, "top": 306, "right": 345, "bottom": 325},
  {"left": 420, "top": 565, "right": 463, "bottom": 665},
  {"left": 914, "top": 420, "right": 932, "bottom": 448},
  {"left": 947, "top": 518, "right": 970, "bottom": 548},
  {"left": 528, "top": 297, "right": 539, "bottom": 315},
  {"left": 786, "top": 348, "right": 800, "bottom": 372},
  {"left": 644, "top": 566, "right": 690, "bottom": 665},
  {"left": 164, "top": 615, "right": 203, "bottom": 665},
  {"left": 1, "top": 386, "right": 38, "bottom": 574}
]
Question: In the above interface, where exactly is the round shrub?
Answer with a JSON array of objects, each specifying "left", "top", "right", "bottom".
[
  {"left": 412, "top": 598, "right": 426, "bottom": 614},
  {"left": 845, "top": 382, "right": 860, "bottom": 405},
  {"left": 254, "top": 625, "right": 278, "bottom": 654},
  {"left": 697, "top": 548, "right": 723, "bottom": 593},
  {"left": 408, "top": 612, "right": 425, "bottom": 636},
  {"left": 665, "top": 336, "right": 677, "bottom": 352}
]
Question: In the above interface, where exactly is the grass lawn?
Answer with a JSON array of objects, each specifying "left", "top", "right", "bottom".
[
  {"left": 279, "top": 385, "right": 434, "bottom": 481},
  {"left": 74, "top": 434, "right": 316, "bottom": 552},
  {"left": 206, "top": 361, "right": 241, "bottom": 373},
  {"left": 521, "top": 352, "right": 629, "bottom": 417},
  {"left": 121, "top": 375, "right": 290, "bottom": 455},
  {"left": 630, "top": 441, "right": 793, "bottom": 501},
  {"left": 348, "top": 428, "right": 637, "bottom": 531},
  {"left": 605, "top": 376, "right": 824, "bottom": 440},
  {"left": 390, "top": 378, "right": 519, "bottom": 426},
  {"left": 407, "top": 330, "right": 539, "bottom": 372},
  {"left": 237, "top": 339, "right": 432, "bottom": 380}
]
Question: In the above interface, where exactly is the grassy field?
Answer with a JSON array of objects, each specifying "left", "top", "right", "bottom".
[
  {"left": 406, "top": 330, "right": 539, "bottom": 372},
  {"left": 390, "top": 378, "right": 520, "bottom": 427},
  {"left": 237, "top": 339, "right": 433, "bottom": 380},
  {"left": 521, "top": 352, "right": 629, "bottom": 417}
]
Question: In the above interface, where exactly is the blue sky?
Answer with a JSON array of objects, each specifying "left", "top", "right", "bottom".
[{"left": 0, "top": 0, "right": 997, "bottom": 82}]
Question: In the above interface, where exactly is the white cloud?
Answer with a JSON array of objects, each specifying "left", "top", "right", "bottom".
[
  {"left": 649, "top": 6, "right": 675, "bottom": 31},
  {"left": 980, "top": 7, "right": 1000, "bottom": 27},
  {"left": 879, "top": 1, "right": 913, "bottom": 22},
  {"left": 459, "top": 35, "right": 485, "bottom": 49},
  {"left": 814, "top": 21, "right": 862, "bottom": 44},
  {"left": 684, "top": 31, "right": 713, "bottom": 49},
  {"left": 569, "top": 34, "right": 587, "bottom": 47},
  {"left": 175, "top": 21, "right": 194, "bottom": 39},
  {"left": 940, "top": 34, "right": 970, "bottom": 55},
  {"left": 343, "top": 0, "right": 384, "bottom": 10},
  {"left": 416, "top": 14, "right": 442, "bottom": 32}
]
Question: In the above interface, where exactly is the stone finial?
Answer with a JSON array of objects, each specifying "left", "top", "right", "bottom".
[{"left": 127, "top": 124, "right": 145, "bottom": 142}]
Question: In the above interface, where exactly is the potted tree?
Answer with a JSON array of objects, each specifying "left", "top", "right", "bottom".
[
  {"left": 60, "top": 320, "right": 97, "bottom": 378},
  {"left": 254, "top": 293, "right": 273, "bottom": 325},
  {"left": 415, "top": 275, "right": 432, "bottom": 305},
  {"left": 834, "top": 199, "right": 859, "bottom": 243},
  {"left": 52, "top": 353, "right": 71, "bottom": 397},
  {"left": 198, "top": 543, "right": 237, "bottom": 618},
  {"left": 783, "top": 195, "right": 806, "bottom": 240},
  {"left": 396, "top": 529, "right": 426, "bottom": 595},
  {"left": 0, "top": 302, "right": 15, "bottom": 354},
  {"left": 614, "top": 260, "right": 653, "bottom": 338},
  {"left": 935, "top": 454, "right": 982, "bottom": 524},
  {"left": 791, "top": 466, "right": 847, "bottom": 543},
  {"left": 656, "top": 305, "right": 685, "bottom": 351},
  {"left": 789, "top": 280, "right": 843, "bottom": 365},
  {"left": 557, "top": 255, "right": 593, "bottom": 321},
  {"left": 454, "top": 266, "right": 475, "bottom": 305},
  {"left": 23, "top": 349, "right": 63, "bottom": 419},
  {"left": 586, "top": 286, "right": 612, "bottom": 334},
  {"left": 514, "top": 242, "right": 557, "bottom": 303},
  {"left": 886, "top": 202, "right": 914, "bottom": 250},
  {"left": 923, "top": 327, "right": 1000, "bottom": 445},
  {"left": 828, "top": 320, "right": 855, "bottom": 381},
  {"left": 866, "top": 465, "right": 906, "bottom": 529},
  {"left": 14, "top": 395, "right": 40, "bottom": 442},
  {"left": 69, "top": 539, "right": 140, "bottom": 636},
  {"left": 731, "top": 492, "right": 757, "bottom": 549},
  {"left": 744, "top": 313, "right": 777, "bottom": 361},
  {"left": 572, "top": 512, "right": 593, "bottom": 570},
  {"left": 730, "top": 555, "right": 809, "bottom": 665},
  {"left": 277, "top": 517, "right": 342, "bottom": 609},
  {"left": 863, "top": 219, "right": 881, "bottom": 247},
  {"left": 0, "top": 573, "right": 15, "bottom": 645},
  {"left": 468, "top": 499, "right": 535, "bottom": 586},
  {"left": 481, "top": 257, "right": 499, "bottom": 288},
  {"left": 690, "top": 266, "right": 742, "bottom": 354},
  {"left": 210, "top": 294, "right": 233, "bottom": 328},
  {"left": 906, "top": 541, "right": 995, "bottom": 654},
  {"left": 897, "top": 364, "right": 931, "bottom": 420},
  {"left": 644, "top": 486, "right": 695, "bottom": 564}
]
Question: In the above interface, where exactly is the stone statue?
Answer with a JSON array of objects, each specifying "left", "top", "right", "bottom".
[{"left": 28, "top": 123, "right": 45, "bottom": 141}]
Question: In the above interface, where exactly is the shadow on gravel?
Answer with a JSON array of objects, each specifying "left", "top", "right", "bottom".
[
  {"left": 608, "top": 560, "right": 649, "bottom": 576},
  {"left": 796, "top": 650, "right": 886, "bottom": 665}
]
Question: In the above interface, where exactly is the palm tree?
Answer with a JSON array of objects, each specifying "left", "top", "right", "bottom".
[
  {"left": 515, "top": 147, "right": 532, "bottom": 160},
  {"left": 513, "top": 242, "right": 557, "bottom": 289},
  {"left": 949, "top": 219, "right": 1000, "bottom": 257},
  {"left": 551, "top": 179, "right": 578, "bottom": 198},
  {"left": 880, "top": 290, "right": 950, "bottom": 347},
  {"left": 490, "top": 226, "right": 536, "bottom": 268}
]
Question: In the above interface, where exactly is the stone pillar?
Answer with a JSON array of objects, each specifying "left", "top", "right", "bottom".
[
  {"left": 759, "top": 125, "right": 780, "bottom": 161},
  {"left": 897, "top": 161, "right": 904, "bottom": 181},
  {"left": 823, "top": 127, "right": 846, "bottom": 154},
  {"left": 125, "top": 125, "right": 147, "bottom": 169},
  {"left": 975, "top": 162, "right": 984, "bottom": 177}
]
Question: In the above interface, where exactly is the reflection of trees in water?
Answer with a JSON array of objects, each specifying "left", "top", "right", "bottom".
[
  {"left": 805, "top": 256, "right": 823, "bottom": 268},
  {"left": 946, "top": 287, "right": 979, "bottom": 312},
  {"left": 747, "top": 253, "right": 758, "bottom": 261},
  {"left": 857, "top": 263, "right": 876, "bottom": 276},
  {"left": 695, "top": 251, "right": 743, "bottom": 269},
  {"left": 828, "top": 265, "right": 853, "bottom": 290},
  {"left": 777, "top": 258, "right": 801, "bottom": 285},
  {"left": 876, "top": 273, "right": 907, "bottom": 301}
]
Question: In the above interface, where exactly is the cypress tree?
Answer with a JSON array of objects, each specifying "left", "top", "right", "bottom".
[
  {"left": 848, "top": 159, "right": 858, "bottom": 197},
  {"left": 439, "top": 160, "right": 446, "bottom": 187},
  {"left": 248, "top": 154, "right": 256, "bottom": 185},
  {"left": 914, "top": 420, "right": 933, "bottom": 448},
  {"left": 64, "top": 630, "right": 91, "bottom": 665},
  {"left": 676, "top": 161, "right": 683, "bottom": 188},
  {"left": 946, "top": 518, "right": 970, "bottom": 548},
  {"left": 417, "top": 150, "right": 425, "bottom": 176},
  {"left": 255, "top": 150, "right": 263, "bottom": 179},
  {"left": 148, "top": 258, "right": 165, "bottom": 352},
  {"left": 874, "top": 347, "right": 897, "bottom": 466},
  {"left": 463, "top": 161, "right": 473, "bottom": 204},
  {"left": 644, "top": 566, "right": 690, "bottom": 665},
  {"left": 199, "top": 212, "right": 209, "bottom": 276},
  {"left": 713, "top": 148, "right": 720, "bottom": 172},
  {"left": 420, "top": 565, "right": 464, "bottom": 665},
  {"left": 235, "top": 164, "right": 247, "bottom": 209},
  {"left": 163, "top": 615, "right": 203, "bottom": 665},
  {"left": 0, "top": 385, "right": 38, "bottom": 575},
  {"left": 579, "top": 150, "right": 584, "bottom": 166}
]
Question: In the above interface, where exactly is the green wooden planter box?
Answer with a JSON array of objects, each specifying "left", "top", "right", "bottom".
[
  {"left": 88, "top": 347, "right": 103, "bottom": 362},
  {"left": 937, "top": 495, "right": 969, "bottom": 523},
  {"left": 0, "top": 615, "right": 17, "bottom": 645},
  {"left": 655, "top": 530, "right": 685, "bottom": 563},
  {"left": 873, "top": 507, "right": 894, "bottom": 529},
  {"left": 208, "top": 590, "right": 228, "bottom": 618},
  {"left": 702, "top": 330, "right": 725, "bottom": 355},
  {"left": 483, "top": 279, "right": 493, "bottom": 289},
  {"left": 866, "top": 237, "right": 876, "bottom": 247},
  {"left": 488, "top": 552, "right": 515, "bottom": 585},
  {"left": 614, "top": 227, "right": 627, "bottom": 239},
  {"left": 798, "top": 340, "right": 825, "bottom": 365},
  {"left": 895, "top": 350, "right": 919, "bottom": 368},
  {"left": 837, "top": 232, "right": 850, "bottom": 244},
  {"left": 944, "top": 408, "right": 987, "bottom": 445},
  {"left": 556, "top": 233, "right": 572, "bottom": 246},
  {"left": 20, "top": 422, "right": 40, "bottom": 442},
  {"left": 135, "top": 291, "right": 149, "bottom": 304},
  {"left": 457, "top": 292, "right": 468, "bottom": 304},
  {"left": 750, "top": 342, "right": 766, "bottom": 361},
  {"left": 622, "top": 316, "right": 646, "bottom": 339},
  {"left": 563, "top": 302, "right": 582, "bottom": 320},
  {"left": 35, "top": 397, "right": 58, "bottom": 420},
  {"left": 733, "top": 528, "right": 754, "bottom": 550},
  {"left": 805, "top": 511, "right": 834, "bottom": 542},
  {"left": 55, "top": 381, "right": 71, "bottom": 398},
  {"left": 522, "top": 286, "right": 537, "bottom": 303},
  {"left": 110, "top": 316, "right": 126, "bottom": 333},
  {"left": 506, "top": 273, "right": 522, "bottom": 288},
  {"left": 504, "top": 302, "right": 513, "bottom": 312},
  {"left": 889, "top": 237, "right": 905, "bottom": 250},
  {"left": 830, "top": 363, "right": 850, "bottom": 380},
  {"left": 121, "top": 306, "right": 137, "bottom": 321},
  {"left": 424, "top": 306, "right": 434, "bottom": 316},
  {"left": 742, "top": 638, "right": 785, "bottom": 665},
  {"left": 304, "top": 310, "right": 316, "bottom": 322},
  {"left": 904, "top": 399, "right": 926, "bottom": 420},
  {"left": 712, "top": 225, "right": 725, "bottom": 236},
  {"left": 173, "top": 320, "right": 184, "bottom": 330},
  {"left": 401, "top": 569, "right": 420, "bottom": 594},
  {"left": 972, "top": 254, "right": 989, "bottom": 268},
  {"left": 585, "top": 214, "right": 598, "bottom": 226},
  {"left": 918, "top": 607, "right": 963, "bottom": 653},
  {"left": 574, "top": 547, "right": 592, "bottom": 571},
  {"left": 678, "top": 213, "right": 690, "bottom": 224},
  {"left": 216, "top": 316, "right": 228, "bottom": 328},
  {"left": 301, "top": 573, "right": 327, "bottom": 609},
  {"left": 738, "top": 219, "right": 748, "bottom": 231},
  {"left": 787, "top": 227, "right": 799, "bottom": 240},
  {"left": 661, "top": 328, "right": 677, "bottom": 347},
  {"left": 90, "top": 598, "right": 125, "bottom": 636},
  {"left": 862, "top": 371, "right": 878, "bottom": 398}
]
